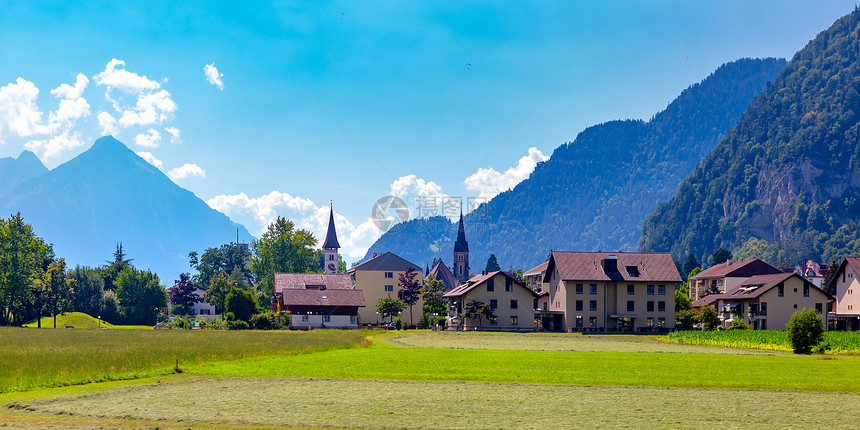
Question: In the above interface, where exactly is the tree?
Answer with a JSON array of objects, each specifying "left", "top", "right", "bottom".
[
  {"left": 205, "top": 271, "right": 234, "bottom": 314},
  {"left": 250, "top": 217, "right": 318, "bottom": 299},
  {"left": 712, "top": 248, "right": 732, "bottom": 265},
  {"left": 0, "top": 213, "right": 50, "bottom": 326},
  {"left": 189, "top": 242, "right": 251, "bottom": 289},
  {"left": 225, "top": 287, "right": 257, "bottom": 323},
  {"left": 823, "top": 258, "right": 839, "bottom": 295},
  {"left": 41, "top": 259, "right": 73, "bottom": 328},
  {"left": 167, "top": 273, "right": 202, "bottom": 316},
  {"left": 675, "top": 309, "right": 696, "bottom": 329},
  {"left": 464, "top": 299, "right": 495, "bottom": 327},
  {"left": 484, "top": 254, "right": 501, "bottom": 272},
  {"left": 115, "top": 267, "right": 167, "bottom": 325},
  {"left": 421, "top": 274, "right": 447, "bottom": 317},
  {"left": 397, "top": 267, "right": 421, "bottom": 323},
  {"left": 376, "top": 294, "right": 405, "bottom": 323},
  {"left": 697, "top": 305, "right": 719, "bottom": 330},
  {"left": 682, "top": 254, "right": 700, "bottom": 279},
  {"left": 100, "top": 243, "right": 132, "bottom": 292},
  {"left": 69, "top": 266, "right": 105, "bottom": 317},
  {"left": 786, "top": 308, "right": 825, "bottom": 354},
  {"left": 674, "top": 288, "right": 692, "bottom": 313}
]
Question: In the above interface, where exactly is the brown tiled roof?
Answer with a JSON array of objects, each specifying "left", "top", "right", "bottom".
[
  {"left": 692, "top": 295, "right": 720, "bottom": 308},
  {"left": 347, "top": 251, "right": 421, "bottom": 273},
  {"left": 711, "top": 273, "right": 830, "bottom": 302},
  {"left": 690, "top": 259, "right": 780, "bottom": 280},
  {"left": 829, "top": 257, "right": 860, "bottom": 289},
  {"left": 279, "top": 289, "right": 365, "bottom": 307},
  {"left": 274, "top": 273, "right": 352, "bottom": 293},
  {"left": 427, "top": 261, "right": 458, "bottom": 291},
  {"left": 524, "top": 261, "right": 548, "bottom": 277},
  {"left": 443, "top": 271, "right": 538, "bottom": 298},
  {"left": 546, "top": 251, "right": 681, "bottom": 283}
]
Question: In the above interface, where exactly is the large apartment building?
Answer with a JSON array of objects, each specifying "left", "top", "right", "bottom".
[
  {"left": 347, "top": 251, "right": 422, "bottom": 324},
  {"left": 444, "top": 270, "right": 538, "bottom": 331},
  {"left": 544, "top": 251, "right": 681, "bottom": 332}
]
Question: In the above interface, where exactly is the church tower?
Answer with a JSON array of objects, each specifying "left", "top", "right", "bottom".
[
  {"left": 323, "top": 204, "right": 340, "bottom": 274},
  {"left": 453, "top": 211, "right": 470, "bottom": 284}
]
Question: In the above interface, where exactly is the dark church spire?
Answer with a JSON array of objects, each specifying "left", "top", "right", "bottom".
[
  {"left": 453, "top": 211, "right": 469, "bottom": 253},
  {"left": 322, "top": 203, "right": 340, "bottom": 250}
]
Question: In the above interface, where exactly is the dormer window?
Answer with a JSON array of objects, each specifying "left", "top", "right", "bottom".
[{"left": 626, "top": 266, "right": 640, "bottom": 277}]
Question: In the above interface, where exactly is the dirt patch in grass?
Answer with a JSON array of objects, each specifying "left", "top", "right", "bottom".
[
  {"left": 387, "top": 331, "right": 789, "bottom": 354},
  {"left": 9, "top": 377, "right": 860, "bottom": 429}
]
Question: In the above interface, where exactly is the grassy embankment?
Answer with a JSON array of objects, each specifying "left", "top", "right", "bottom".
[
  {"left": 663, "top": 330, "right": 860, "bottom": 354},
  {"left": 22, "top": 312, "right": 150, "bottom": 330},
  {"left": 0, "top": 327, "right": 369, "bottom": 393}
]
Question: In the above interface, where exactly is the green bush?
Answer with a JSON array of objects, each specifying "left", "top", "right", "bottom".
[
  {"left": 786, "top": 308, "right": 825, "bottom": 354},
  {"left": 435, "top": 316, "right": 447, "bottom": 328},
  {"left": 250, "top": 312, "right": 287, "bottom": 330},
  {"left": 227, "top": 319, "right": 249, "bottom": 330},
  {"left": 728, "top": 319, "right": 749, "bottom": 330},
  {"left": 394, "top": 315, "right": 407, "bottom": 330},
  {"left": 419, "top": 313, "right": 431, "bottom": 329}
]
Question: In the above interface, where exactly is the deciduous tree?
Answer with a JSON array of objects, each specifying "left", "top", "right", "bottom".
[
  {"left": 167, "top": 273, "right": 202, "bottom": 316},
  {"left": 0, "top": 213, "right": 50, "bottom": 326},
  {"left": 464, "top": 299, "right": 495, "bottom": 326},
  {"left": 376, "top": 295, "right": 405, "bottom": 323},
  {"left": 250, "top": 217, "right": 318, "bottom": 299},
  {"left": 397, "top": 267, "right": 421, "bottom": 323}
]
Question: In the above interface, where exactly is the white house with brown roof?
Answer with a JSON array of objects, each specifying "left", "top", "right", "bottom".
[
  {"left": 829, "top": 257, "right": 860, "bottom": 331},
  {"left": 794, "top": 260, "right": 829, "bottom": 288},
  {"left": 705, "top": 273, "right": 830, "bottom": 330},
  {"left": 688, "top": 259, "right": 782, "bottom": 301},
  {"left": 272, "top": 273, "right": 364, "bottom": 328},
  {"left": 544, "top": 251, "right": 681, "bottom": 332},
  {"left": 443, "top": 270, "right": 538, "bottom": 331},
  {"left": 524, "top": 261, "right": 549, "bottom": 293}
]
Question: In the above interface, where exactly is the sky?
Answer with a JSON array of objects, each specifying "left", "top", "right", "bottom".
[{"left": 0, "top": 1, "right": 856, "bottom": 263}]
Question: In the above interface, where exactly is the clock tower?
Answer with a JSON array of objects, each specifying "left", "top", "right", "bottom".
[
  {"left": 453, "top": 211, "right": 470, "bottom": 284},
  {"left": 322, "top": 203, "right": 340, "bottom": 274}
]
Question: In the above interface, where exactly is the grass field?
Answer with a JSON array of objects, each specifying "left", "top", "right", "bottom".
[
  {"left": 22, "top": 312, "right": 150, "bottom": 330},
  {"left": 0, "top": 327, "right": 368, "bottom": 393},
  {"left": 3, "top": 330, "right": 860, "bottom": 429},
  {"left": 8, "top": 377, "right": 860, "bottom": 429},
  {"left": 664, "top": 330, "right": 860, "bottom": 354}
]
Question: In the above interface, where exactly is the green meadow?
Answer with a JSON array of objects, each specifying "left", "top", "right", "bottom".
[{"left": 3, "top": 329, "right": 860, "bottom": 429}]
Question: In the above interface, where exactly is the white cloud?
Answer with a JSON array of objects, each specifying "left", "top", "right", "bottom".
[
  {"left": 203, "top": 62, "right": 224, "bottom": 90},
  {"left": 93, "top": 59, "right": 177, "bottom": 131},
  {"left": 0, "top": 78, "right": 50, "bottom": 140},
  {"left": 136, "top": 151, "right": 163, "bottom": 169},
  {"left": 117, "top": 89, "right": 176, "bottom": 128},
  {"left": 24, "top": 130, "right": 86, "bottom": 159},
  {"left": 164, "top": 126, "right": 181, "bottom": 143},
  {"left": 94, "top": 59, "right": 160, "bottom": 94},
  {"left": 168, "top": 163, "right": 206, "bottom": 181},
  {"left": 389, "top": 174, "right": 461, "bottom": 220},
  {"left": 96, "top": 111, "right": 118, "bottom": 135},
  {"left": 464, "top": 147, "right": 549, "bottom": 200},
  {"left": 134, "top": 129, "right": 162, "bottom": 148}
]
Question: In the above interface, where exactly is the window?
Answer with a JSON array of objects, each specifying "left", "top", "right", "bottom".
[
  {"left": 576, "top": 300, "right": 583, "bottom": 311},
  {"left": 510, "top": 316, "right": 519, "bottom": 325},
  {"left": 626, "top": 266, "right": 640, "bottom": 277},
  {"left": 323, "top": 315, "right": 331, "bottom": 322},
  {"left": 647, "top": 301, "right": 654, "bottom": 312},
  {"left": 384, "top": 285, "right": 393, "bottom": 292},
  {"left": 489, "top": 299, "right": 497, "bottom": 309},
  {"left": 627, "top": 284, "right": 635, "bottom": 296},
  {"left": 384, "top": 272, "right": 393, "bottom": 279},
  {"left": 589, "top": 284, "right": 597, "bottom": 294},
  {"left": 487, "top": 279, "right": 494, "bottom": 292},
  {"left": 647, "top": 285, "right": 655, "bottom": 296},
  {"left": 793, "top": 304, "right": 797, "bottom": 309},
  {"left": 658, "top": 301, "right": 666, "bottom": 312},
  {"left": 658, "top": 285, "right": 666, "bottom": 296},
  {"left": 328, "top": 254, "right": 334, "bottom": 261},
  {"left": 627, "top": 301, "right": 634, "bottom": 312},
  {"left": 646, "top": 317, "right": 654, "bottom": 327},
  {"left": 815, "top": 303, "right": 823, "bottom": 314},
  {"left": 510, "top": 300, "right": 518, "bottom": 309},
  {"left": 506, "top": 279, "right": 513, "bottom": 292},
  {"left": 576, "top": 316, "right": 583, "bottom": 328},
  {"left": 543, "top": 302, "right": 547, "bottom": 310},
  {"left": 301, "top": 315, "right": 308, "bottom": 322},
  {"left": 803, "top": 285, "right": 810, "bottom": 297},
  {"left": 490, "top": 316, "right": 498, "bottom": 325},
  {"left": 589, "top": 300, "right": 597, "bottom": 311},
  {"left": 589, "top": 317, "right": 598, "bottom": 327},
  {"left": 761, "top": 302, "right": 768, "bottom": 314},
  {"left": 657, "top": 317, "right": 666, "bottom": 327},
  {"left": 576, "top": 284, "right": 584, "bottom": 294},
  {"left": 778, "top": 284, "right": 784, "bottom": 297}
]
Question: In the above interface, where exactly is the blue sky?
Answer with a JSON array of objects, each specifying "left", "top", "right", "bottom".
[{"left": 0, "top": 1, "right": 855, "bottom": 261}]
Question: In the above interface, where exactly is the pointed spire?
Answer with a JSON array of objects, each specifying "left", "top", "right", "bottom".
[
  {"left": 322, "top": 203, "right": 340, "bottom": 249},
  {"left": 454, "top": 210, "right": 469, "bottom": 252}
]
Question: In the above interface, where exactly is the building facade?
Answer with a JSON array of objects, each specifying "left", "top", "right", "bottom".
[
  {"left": 444, "top": 270, "right": 538, "bottom": 331},
  {"left": 688, "top": 259, "right": 782, "bottom": 301},
  {"left": 710, "top": 273, "right": 829, "bottom": 330},
  {"left": 348, "top": 251, "right": 422, "bottom": 324},
  {"left": 271, "top": 273, "right": 364, "bottom": 329},
  {"left": 829, "top": 257, "right": 860, "bottom": 330}
]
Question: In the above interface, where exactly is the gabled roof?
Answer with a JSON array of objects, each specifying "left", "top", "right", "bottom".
[
  {"left": 274, "top": 273, "right": 352, "bottom": 293},
  {"left": 690, "top": 259, "right": 780, "bottom": 280},
  {"left": 443, "top": 270, "right": 538, "bottom": 298},
  {"left": 322, "top": 205, "right": 340, "bottom": 249},
  {"left": 427, "top": 260, "right": 459, "bottom": 291},
  {"left": 348, "top": 251, "right": 421, "bottom": 273},
  {"left": 278, "top": 289, "right": 365, "bottom": 307},
  {"left": 453, "top": 212, "right": 469, "bottom": 253},
  {"left": 828, "top": 257, "right": 860, "bottom": 288},
  {"left": 524, "top": 261, "right": 548, "bottom": 277},
  {"left": 545, "top": 251, "right": 681, "bottom": 283},
  {"left": 705, "top": 273, "right": 830, "bottom": 302}
]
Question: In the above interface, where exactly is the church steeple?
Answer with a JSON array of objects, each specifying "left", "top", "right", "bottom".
[
  {"left": 323, "top": 203, "right": 340, "bottom": 274},
  {"left": 453, "top": 210, "right": 470, "bottom": 284}
]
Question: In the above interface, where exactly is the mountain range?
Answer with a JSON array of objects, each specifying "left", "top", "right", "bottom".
[
  {"left": 365, "top": 57, "right": 787, "bottom": 271},
  {"left": 640, "top": 9, "right": 860, "bottom": 266},
  {"left": 0, "top": 136, "right": 252, "bottom": 282}
]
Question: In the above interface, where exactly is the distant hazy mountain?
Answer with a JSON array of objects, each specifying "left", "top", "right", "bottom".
[
  {"left": 0, "top": 150, "right": 48, "bottom": 197},
  {"left": 366, "top": 57, "right": 787, "bottom": 270},
  {"left": 640, "top": 10, "right": 860, "bottom": 265},
  {"left": 0, "top": 136, "right": 252, "bottom": 282}
]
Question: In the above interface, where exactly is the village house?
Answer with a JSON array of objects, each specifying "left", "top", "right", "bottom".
[
  {"left": 829, "top": 257, "right": 860, "bottom": 331},
  {"left": 524, "top": 261, "right": 549, "bottom": 293},
  {"left": 544, "top": 251, "right": 681, "bottom": 332},
  {"left": 426, "top": 260, "right": 458, "bottom": 292},
  {"left": 688, "top": 259, "right": 782, "bottom": 301},
  {"left": 348, "top": 251, "right": 422, "bottom": 325},
  {"left": 705, "top": 272, "right": 830, "bottom": 330},
  {"left": 169, "top": 286, "right": 218, "bottom": 320},
  {"left": 271, "top": 272, "right": 364, "bottom": 329},
  {"left": 443, "top": 270, "right": 538, "bottom": 331},
  {"left": 794, "top": 260, "right": 829, "bottom": 288}
]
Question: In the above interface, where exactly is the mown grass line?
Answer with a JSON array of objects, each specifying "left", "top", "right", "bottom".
[
  {"left": 0, "top": 327, "right": 370, "bottom": 393},
  {"left": 187, "top": 340, "right": 860, "bottom": 392},
  {"left": 663, "top": 330, "right": 860, "bottom": 354}
]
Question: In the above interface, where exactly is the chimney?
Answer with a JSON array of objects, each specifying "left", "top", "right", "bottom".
[
  {"left": 372, "top": 253, "right": 378, "bottom": 258},
  {"left": 601, "top": 255, "right": 618, "bottom": 275},
  {"left": 482, "top": 270, "right": 487, "bottom": 275}
]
